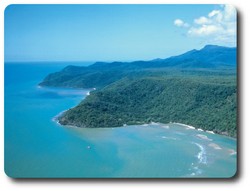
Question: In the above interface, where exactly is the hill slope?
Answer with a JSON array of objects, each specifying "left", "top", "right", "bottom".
[
  {"left": 59, "top": 76, "right": 237, "bottom": 137},
  {"left": 40, "top": 45, "right": 237, "bottom": 137}
]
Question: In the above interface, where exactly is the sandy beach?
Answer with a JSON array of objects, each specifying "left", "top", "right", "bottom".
[{"left": 173, "top": 122, "right": 196, "bottom": 129}]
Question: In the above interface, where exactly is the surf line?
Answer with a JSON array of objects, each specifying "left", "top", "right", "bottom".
[{"left": 192, "top": 142, "right": 207, "bottom": 164}]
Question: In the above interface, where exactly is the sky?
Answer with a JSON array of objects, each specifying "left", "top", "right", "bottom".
[{"left": 4, "top": 4, "right": 237, "bottom": 62}]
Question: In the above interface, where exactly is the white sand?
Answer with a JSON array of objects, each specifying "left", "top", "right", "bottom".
[
  {"left": 150, "top": 122, "right": 159, "bottom": 125},
  {"left": 162, "top": 125, "right": 170, "bottom": 129},
  {"left": 206, "top": 130, "right": 215, "bottom": 134},
  {"left": 173, "top": 122, "right": 196, "bottom": 129},
  {"left": 161, "top": 136, "right": 177, "bottom": 140}
]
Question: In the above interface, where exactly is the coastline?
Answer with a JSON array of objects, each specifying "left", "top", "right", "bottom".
[
  {"left": 171, "top": 122, "right": 236, "bottom": 139},
  {"left": 52, "top": 87, "right": 95, "bottom": 126},
  {"left": 54, "top": 112, "right": 235, "bottom": 139},
  {"left": 52, "top": 109, "right": 69, "bottom": 125},
  {"left": 173, "top": 122, "right": 196, "bottom": 130},
  {"left": 48, "top": 87, "right": 235, "bottom": 139},
  {"left": 172, "top": 122, "right": 215, "bottom": 134}
]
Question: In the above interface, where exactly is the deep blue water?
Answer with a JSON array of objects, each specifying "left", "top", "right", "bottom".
[{"left": 4, "top": 63, "right": 237, "bottom": 178}]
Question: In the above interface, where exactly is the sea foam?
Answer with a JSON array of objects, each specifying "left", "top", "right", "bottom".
[{"left": 193, "top": 142, "right": 207, "bottom": 164}]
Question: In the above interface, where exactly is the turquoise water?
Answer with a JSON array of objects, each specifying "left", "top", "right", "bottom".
[{"left": 4, "top": 63, "right": 237, "bottom": 178}]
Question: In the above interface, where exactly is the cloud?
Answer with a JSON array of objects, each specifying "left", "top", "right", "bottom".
[
  {"left": 174, "top": 5, "right": 237, "bottom": 46},
  {"left": 174, "top": 19, "right": 189, "bottom": 28},
  {"left": 208, "top": 10, "right": 220, "bottom": 18},
  {"left": 194, "top": 16, "right": 212, "bottom": 25},
  {"left": 188, "top": 25, "right": 223, "bottom": 36}
]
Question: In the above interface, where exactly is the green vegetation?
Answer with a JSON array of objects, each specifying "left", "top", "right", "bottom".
[
  {"left": 59, "top": 76, "right": 236, "bottom": 137},
  {"left": 39, "top": 45, "right": 236, "bottom": 89},
  {"left": 40, "top": 45, "right": 237, "bottom": 137}
]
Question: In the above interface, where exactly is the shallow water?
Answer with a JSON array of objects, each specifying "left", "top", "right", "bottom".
[{"left": 4, "top": 63, "right": 237, "bottom": 178}]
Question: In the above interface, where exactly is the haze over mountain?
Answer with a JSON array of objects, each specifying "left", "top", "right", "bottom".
[{"left": 40, "top": 45, "right": 236, "bottom": 89}]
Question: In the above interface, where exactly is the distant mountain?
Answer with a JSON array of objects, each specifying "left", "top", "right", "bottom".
[
  {"left": 148, "top": 45, "right": 236, "bottom": 68},
  {"left": 39, "top": 45, "right": 236, "bottom": 89}
]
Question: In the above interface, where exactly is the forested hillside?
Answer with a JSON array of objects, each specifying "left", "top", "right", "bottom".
[
  {"left": 40, "top": 45, "right": 237, "bottom": 137},
  {"left": 59, "top": 76, "right": 237, "bottom": 137},
  {"left": 39, "top": 45, "right": 236, "bottom": 89}
]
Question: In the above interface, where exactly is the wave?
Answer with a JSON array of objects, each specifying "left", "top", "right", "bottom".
[
  {"left": 161, "top": 136, "right": 178, "bottom": 140},
  {"left": 187, "top": 142, "right": 207, "bottom": 177},
  {"left": 208, "top": 143, "right": 222, "bottom": 150},
  {"left": 187, "top": 163, "right": 203, "bottom": 177},
  {"left": 196, "top": 134, "right": 213, "bottom": 141},
  {"left": 228, "top": 149, "right": 237, "bottom": 155},
  {"left": 52, "top": 109, "right": 69, "bottom": 125},
  {"left": 193, "top": 142, "right": 207, "bottom": 164}
]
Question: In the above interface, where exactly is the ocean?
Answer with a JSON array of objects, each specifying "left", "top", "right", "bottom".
[{"left": 4, "top": 63, "right": 237, "bottom": 178}]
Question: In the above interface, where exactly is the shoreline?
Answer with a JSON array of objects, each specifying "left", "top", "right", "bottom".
[
  {"left": 52, "top": 87, "right": 96, "bottom": 126},
  {"left": 54, "top": 114, "right": 235, "bottom": 139},
  {"left": 172, "top": 122, "right": 215, "bottom": 134},
  {"left": 47, "top": 86, "right": 235, "bottom": 139},
  {"left": 171, "top": 122, "right": 236, "bottom": 139},
  {"left": 172, "top": 122, "right": 196, "bottom": 130},
  {"left": 52, "top": 109, "right": 68, "bottom": 125}
]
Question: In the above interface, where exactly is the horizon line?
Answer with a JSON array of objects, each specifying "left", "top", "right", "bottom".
[{"left": 4, "top": 44, "right": 237, "bottom": 64}]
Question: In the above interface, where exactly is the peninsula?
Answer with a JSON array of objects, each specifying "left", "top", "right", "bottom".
[{"left": 39, "top": 45, "right": 237, "bottom": 137}]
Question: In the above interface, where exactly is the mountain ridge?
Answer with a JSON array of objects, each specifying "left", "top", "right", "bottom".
[{"left": 39, "top": 45, "right": 236, "bottom": 89}]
